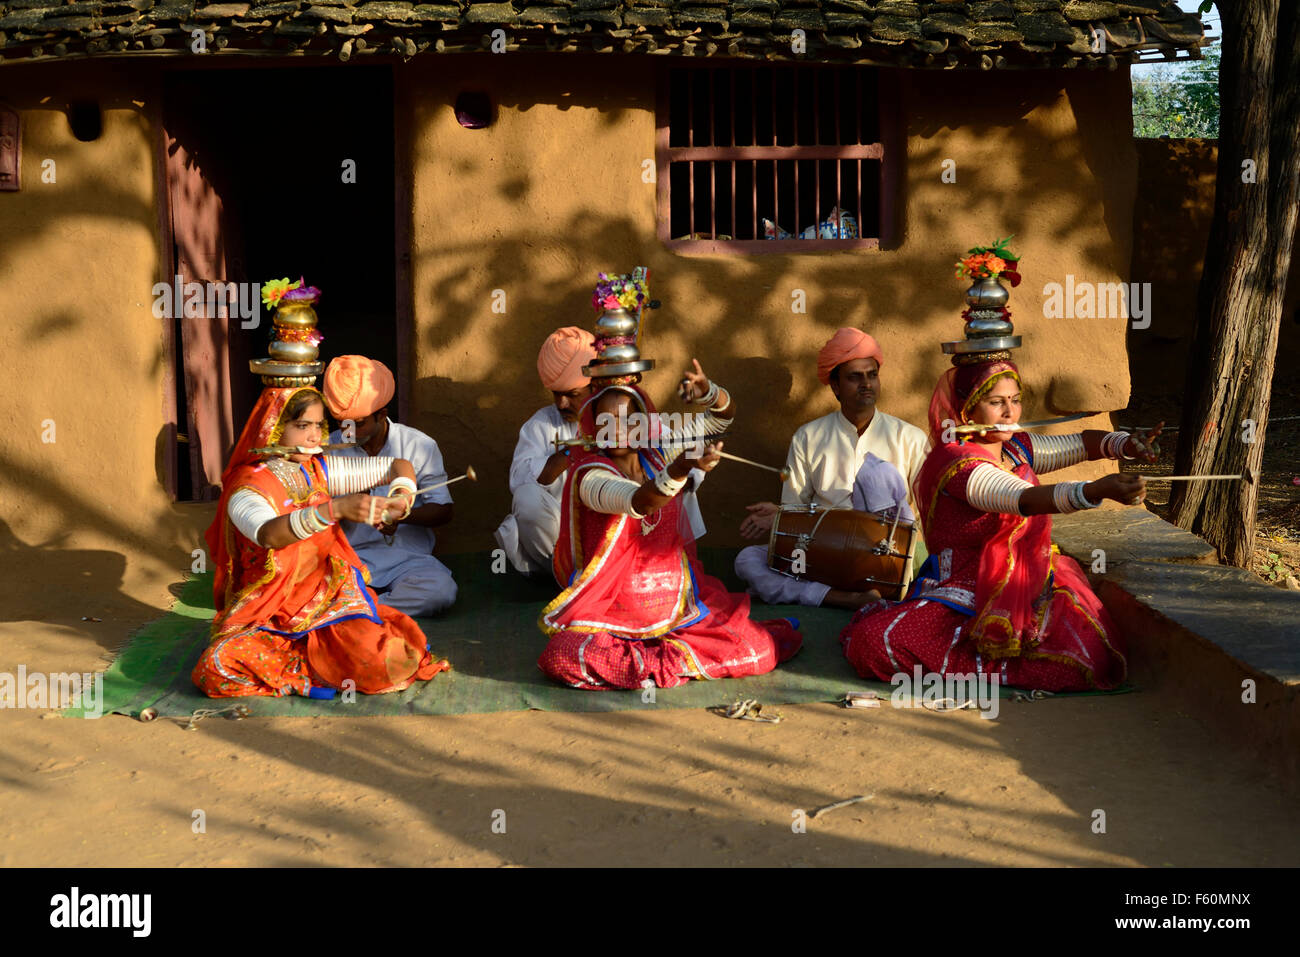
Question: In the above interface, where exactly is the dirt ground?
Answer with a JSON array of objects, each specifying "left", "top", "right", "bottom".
[{"left": 2, "top": 548, "right": 1297, "bottom": 868}]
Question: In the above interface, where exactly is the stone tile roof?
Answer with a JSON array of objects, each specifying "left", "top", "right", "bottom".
[{"left": 0, "top": 0, "right": 1207, "bottom": 67}]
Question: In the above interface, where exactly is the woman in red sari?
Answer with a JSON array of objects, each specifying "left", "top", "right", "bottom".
[
  {"left": 538, "top": 363, "right": 802, "bottom": 689},
  {"left": 193, "top": 385, "right": 450, "bottom": 698},
  {"left": 840, "top": 359, "right": 1159, "bottom": 691}
]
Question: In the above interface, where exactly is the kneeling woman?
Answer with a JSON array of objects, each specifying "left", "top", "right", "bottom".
[
  {"left": 193, "top": 386, "right": 449, "bottom": 698},
  {"left": 841, "top": 359, "right": 1157, "bottom": 692},
  {"left": 538, "top": 368, "right": 802, "bottom": 689}
]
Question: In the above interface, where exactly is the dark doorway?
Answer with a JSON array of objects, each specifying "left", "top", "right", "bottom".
[{"left": 161, "top": 65, "right": 400, "bottom": 500}]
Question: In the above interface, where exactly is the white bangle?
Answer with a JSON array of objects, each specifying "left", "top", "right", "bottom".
[
  {"left": 1071, "top": 481, "right": 1100, "bottom": 510},
  {"left": 1053, "top": 481, "right": 1099, "bottom": 514},
  {"left": 691, "top": 380, "right": 720, "bottom": 407},
  {"left": 710, "top": 386, "right": 731, "bottom": 413},
  {"left": 1101, "top": 431, "right": 1132, "bottom": 460},
  {"left": 654, "top": 470, "right": 688, "bottom": 497},
  {"left": 388, "top": 476, "right": 417, "bottom": 496},
  {"left": 289, "top": 505, "right": 332, "bottom": 540},
  {"left": 1052, "top": 483, "right": 1076, "bottom": 514}
]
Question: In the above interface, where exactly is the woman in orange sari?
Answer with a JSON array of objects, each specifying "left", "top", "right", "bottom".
[
  {"left": 840, "top": 359, "right": 1158, "bottom": 691},
  {"left": 538, "top": 366, "right": 802, "bottom": 689},
  {"left": 193, "top": 385, "right": 449, "bottom": 699}
]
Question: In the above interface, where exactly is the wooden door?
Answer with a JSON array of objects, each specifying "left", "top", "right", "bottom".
[{"left": 162, "top": 97, "right": 238, "bottom": 501}]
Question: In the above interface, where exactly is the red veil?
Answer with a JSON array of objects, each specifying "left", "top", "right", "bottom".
[
  {"left": 915, "top": 360, "right": 1055, "bottom": 658},
  {"left": 205, "top": 385, "right": 372, "bottom": 633},
  {"left": 543, "top": 383, "right": 706, "bottom": 637}
]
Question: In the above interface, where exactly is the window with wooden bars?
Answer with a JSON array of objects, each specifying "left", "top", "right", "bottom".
[{"left": 656, "top": 64, "right": 898, "bottom": 254}]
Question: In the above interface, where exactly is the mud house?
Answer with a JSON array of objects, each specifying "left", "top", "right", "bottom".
[{"left": 0, "top": 0, "right": 1206, "bottom": 560}]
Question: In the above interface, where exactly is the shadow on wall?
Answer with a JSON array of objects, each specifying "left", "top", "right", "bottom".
[
  {"left": 0, "top": 518, "right": 168, "bottom": 641},
  {"left": 406, "top": 66, "right": 1136, "bottom": 551},
  {"left": 1128, "top": 137, "right": 1300, "bottom": 393}
]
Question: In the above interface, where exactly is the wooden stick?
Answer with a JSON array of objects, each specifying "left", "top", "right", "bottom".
[
  {"left": 413, "top": 466, "right": 477, "bottom": 495},
  {"left": 1145, "top": 473, "right": 1248, "bottom": 482},
  {"left": 715, "top": 449, "right": 790, "bottom": 481},
  {"left": 808, "top": 794, "right": 873, "bottom": 819}
]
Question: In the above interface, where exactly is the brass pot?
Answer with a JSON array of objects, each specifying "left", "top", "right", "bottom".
[
  {"left": 274, "top": 301, "right": 318, "bottom": 330},
  {"left": 268, "top": 338, "right": 319, "bottom": 363}
]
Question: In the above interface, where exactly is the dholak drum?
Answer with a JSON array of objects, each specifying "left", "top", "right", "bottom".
[{"left": 766, "top": 504, "right": 916, "bottom": 599}]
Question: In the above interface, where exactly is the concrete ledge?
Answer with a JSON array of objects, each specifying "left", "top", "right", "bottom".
[
  {"left": 1048, "top": 509, "right": 1299, "bottom": 790},
  {"left": 1102, "top": 562, "right": 1300, "bottom": 686},
  {"left": 1052, "top": 509, "right": 1218, "bottom": 567},
  {"left": 1093, "top": 559, "right": 1300, "bottom": 792}
]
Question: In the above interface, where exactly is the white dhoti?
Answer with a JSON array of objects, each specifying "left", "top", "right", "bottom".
[
  {"left": 494, "top": 481, "right": 562, "bottom": 577},
  {"left": 362, "top": 552, "right": 458, "bottom": 618},
  {"left": 734, "top": 545, "right": 832, "bottom": 607}
]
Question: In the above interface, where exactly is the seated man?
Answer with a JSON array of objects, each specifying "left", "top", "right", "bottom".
[
  {"left": 494, "top": 327, "right": 598, "bottom": 576},
  {"left": 496, "top": 327, "right": 706, "bottom": 576},
  {"left": 734, "top": 327, "right": 930, "bottom": 609},
  {"left": 322, "top": 355, "right": 457, "bottom": 616}
]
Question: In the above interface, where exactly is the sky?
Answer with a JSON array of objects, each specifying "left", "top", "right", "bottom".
[{"left": 1130, "top": 0, "right": 1220, "bottom": 80}]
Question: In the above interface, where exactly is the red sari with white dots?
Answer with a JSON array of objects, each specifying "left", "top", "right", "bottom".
[
  {"left": 538, "top": 436, "right": 800, "bottom": 690},
  {"left": 840, "top": 434, "right": 1127, "bottom": 691}
]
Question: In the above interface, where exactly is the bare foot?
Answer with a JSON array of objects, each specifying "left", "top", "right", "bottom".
[{"left": 822, "top": 588, "right": 882, "bottom": 611}]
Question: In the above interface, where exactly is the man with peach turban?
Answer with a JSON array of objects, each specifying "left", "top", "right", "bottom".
[
  {"left": 323, "top": 355, "right": 458, "bottom": 616},
  {"left": 733, "top": 327, "right": 931, "bottom": 609},
  {"left": 494, "top": 328, "right": 600, "bottom": 576}
]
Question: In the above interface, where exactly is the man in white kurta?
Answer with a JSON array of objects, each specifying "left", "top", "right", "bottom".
[
  {"left": 323, "top": 356, "right": 458, "bottom": 616},
  {"left": 735, "top": 328, "right": 930, "bottom": 609},
  {"left": 495, "top": 328, "right": 597, "bottom": 576}
]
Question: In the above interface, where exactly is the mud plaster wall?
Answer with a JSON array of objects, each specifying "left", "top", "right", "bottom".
[
  {"left": 1129, "top": 137, "right": 1300, "bottom": 386},
  {"left": 407, "top": 55, "right": 1132, "bottom": 551},
  {"left": 0, "top": 62, "right": 197, "bottom": 614},
  {"left": 0, "top": 56, "right": 1135, "bottom": 602}
]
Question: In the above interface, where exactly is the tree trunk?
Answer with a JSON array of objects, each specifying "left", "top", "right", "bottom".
[{"left": 1170, "top": 0, "right": 1300, "bottom": 567}]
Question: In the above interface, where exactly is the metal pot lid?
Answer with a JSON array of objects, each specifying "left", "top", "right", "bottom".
[
  {"left": 583, "top": 359, "right": 655, "bottom": 377},
  {"left": 941, "top": 336, "right": 1022, "bottom": 355},
  {"left": 250, "top": 359, "right": 325, "bottom": 376}
]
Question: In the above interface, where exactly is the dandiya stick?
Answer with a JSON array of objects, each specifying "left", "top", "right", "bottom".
[
  {"left": 714, "top": 449, "right": 790, "bottom": 482},
  {"left": 1143, "top": 467, "right": 1253, "bottom": 484},
  {"left": 413, "top": 466, "right": 477, "bottom": 496},
  {"left": 371, "top": 467, "right": 478, "bottom": 525}
]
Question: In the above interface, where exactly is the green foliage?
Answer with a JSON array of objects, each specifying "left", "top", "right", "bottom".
[{"left": 1133, "top": 43, "right": 1221, "bottom": 139}]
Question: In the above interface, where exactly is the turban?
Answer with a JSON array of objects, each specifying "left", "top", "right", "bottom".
[
  {"left": 322, "top": 356, "right": 395, "bottom": 421},
  {"left": 537, "top": 326, "right": 597, "bottom": 392},
  {"left": 816, "top": 327, "right": 884, "bottom": 386}
]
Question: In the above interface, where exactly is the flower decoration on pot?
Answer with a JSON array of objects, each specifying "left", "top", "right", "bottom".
[
  {"left": 955, "top": 236, "right": 1021, "bottom": 287},
  {"left": 592, "top": 271, "right": 649, "bottom": 315}
]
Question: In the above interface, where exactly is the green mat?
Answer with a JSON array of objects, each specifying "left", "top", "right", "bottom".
[{"left": 80, "top": 549, "right": 1130, "bottom": 719}]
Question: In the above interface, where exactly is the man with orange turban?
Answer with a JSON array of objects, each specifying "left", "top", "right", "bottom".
[
  {"left": 323, "top": 355, "right": 458, "bottom": 616},
  {"left": 734, "top": 327, "right": 930, "bottom": 609},
  {"left": 495, "top": 327, "right": 600, "bottom": 575}
]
